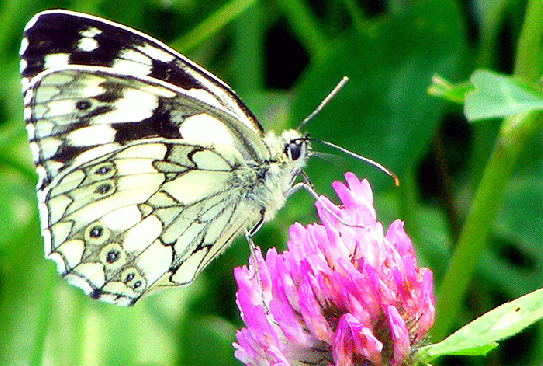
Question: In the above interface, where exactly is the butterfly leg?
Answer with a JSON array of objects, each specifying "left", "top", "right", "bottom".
[
  {"left": 296, "top": 170, "right": 361, "bottom": 227},
  {"left": 244, "top": 208, "right": 265, "bottom": 274},
  {"left": 244, "top": 210, "right": 272, "bottom": 314}
]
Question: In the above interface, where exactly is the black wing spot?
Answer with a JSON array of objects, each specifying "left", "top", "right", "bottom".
[
  {"left": 89, "top": 162, "right": 115, "bottom": 180},
  {"left": 85, "top": 223, "right": 110, "bottom": 245},
  {"left": 124, "top": 272, "right": 135, "bottom": 282},
  {"left": 90, "top": 288, "right": 102, "bottom": 299},
  {"left": 95, "top": 182, "right": 112, "bottom": 195},
  {"left": 106, "top": 250, "right": 119, "bottom": 263},
  {"left": 76, "top": 100, "right": 92, "bottom": 110},
  {"left": 95, "top": 166, "right": 110, "bottom": 175},
  {"left": 89, "top": 225, "right": 103, "bottom": 238}
]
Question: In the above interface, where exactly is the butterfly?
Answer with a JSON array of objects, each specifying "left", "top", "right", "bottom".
[
  {"left": 21, "top": 10, "right": 397, "bottom": 306},
  {"left": 20, "top": 9, "right": 319, "bottom": 306}
]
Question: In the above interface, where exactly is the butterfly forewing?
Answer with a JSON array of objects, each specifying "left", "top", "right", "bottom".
[
  {"left": 21, "top": 10, "right": 262, "bottom": 135},
  {"left": 21, "top": 10, "right": 310, "bottom": 305},
  {"left": 26, "top": 67, "right": 269, "bottom": 191}
]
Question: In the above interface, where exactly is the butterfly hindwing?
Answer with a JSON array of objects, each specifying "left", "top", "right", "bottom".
[{"left": 45, "top": 139, "right": 261, "bottom": 305}]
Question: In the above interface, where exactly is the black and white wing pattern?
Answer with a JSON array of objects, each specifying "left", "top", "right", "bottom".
[{"left": 21, "top": 10, "right": 310, "bottom": 305}]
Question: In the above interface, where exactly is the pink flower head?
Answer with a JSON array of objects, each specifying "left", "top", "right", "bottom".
[{"left": 233, "top": 173, "right": 435, "bottom": 366}]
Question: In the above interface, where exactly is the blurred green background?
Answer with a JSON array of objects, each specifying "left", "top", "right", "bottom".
[{"left": 0, "top": 0, "right": 541, "bottom": 365}]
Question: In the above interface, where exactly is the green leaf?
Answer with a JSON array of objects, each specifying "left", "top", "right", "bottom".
[
  {"left": 428, "top": 74, "right": 474, "bottom": 104},
  {"left": 416, "top": 288, "right": 543, "bottom": 362},
  {"left": 290, "top": 0, "right": 464, "bottom": 197},
  {"left": 464, "top": 69, "right": 543, "bottom": 121}
]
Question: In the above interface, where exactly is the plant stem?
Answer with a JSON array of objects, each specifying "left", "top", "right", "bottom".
[
  {"left": 432, "top": 0, "right": 543, "bottom": 341},
  {"left": 432, "top": 110, "right": 543, "bottom": 341},
  {"left": 276, "top": 0, "right": 329, "bottom": 59},
  {"left": 513, "top": 0, "right": 543, "bottom": 84},
  {"left": 171, "top": 0, "right": 258, "bottom": 53}
]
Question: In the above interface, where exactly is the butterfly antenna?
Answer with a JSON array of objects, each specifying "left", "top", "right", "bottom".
[
  {"left": 297, "top": 76, "right": 349, "bottom": 131},
  {"left": 309, "top": 139, "right": 400, "bottom": 186}
]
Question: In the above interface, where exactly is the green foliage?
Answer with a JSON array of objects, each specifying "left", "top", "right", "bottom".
[
  {"left": 0, "top": 0, "right": 541, "bottom": 365},
  {"left": 293, "top": 0, "right": 462, "bottom": 195},
  {"left": 417, "top": 288, "right": 543, "bottom": 361},
  {"left": 428, "top": 75, "right": 474, "bottom": 104},
  {"left": 429, "top": 69, "right": 543, "bottom": 121},
  {"left": 465, "top": 70, "right": 543, "bottom": 121}
]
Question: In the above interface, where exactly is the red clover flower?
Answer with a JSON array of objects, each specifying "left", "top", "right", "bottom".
[{"left": 233, "top": 173, "right": 435, "bottom": 366}]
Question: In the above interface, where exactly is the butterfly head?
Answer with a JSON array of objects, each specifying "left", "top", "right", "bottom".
[
  {"left": 265, "top": 129, "right": 310, "bottom": 166},
  {"left": 283, "top": 131, "right": 310, "bottom": 162},
  {"left": 262, "top": 129, "right": 310, "bottom": 189}
]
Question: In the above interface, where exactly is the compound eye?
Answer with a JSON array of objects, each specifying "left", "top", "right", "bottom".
[{"left": 286, "top": 141, "right": 302, "bottom": 160}]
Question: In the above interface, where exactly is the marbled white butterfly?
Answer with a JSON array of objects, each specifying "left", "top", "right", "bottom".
[
  {"left": 21, "top": 10, "right": 395, "bottom": 306},
  {"left": 20, "top": 10, "right": 317, "bottom": 306}
]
